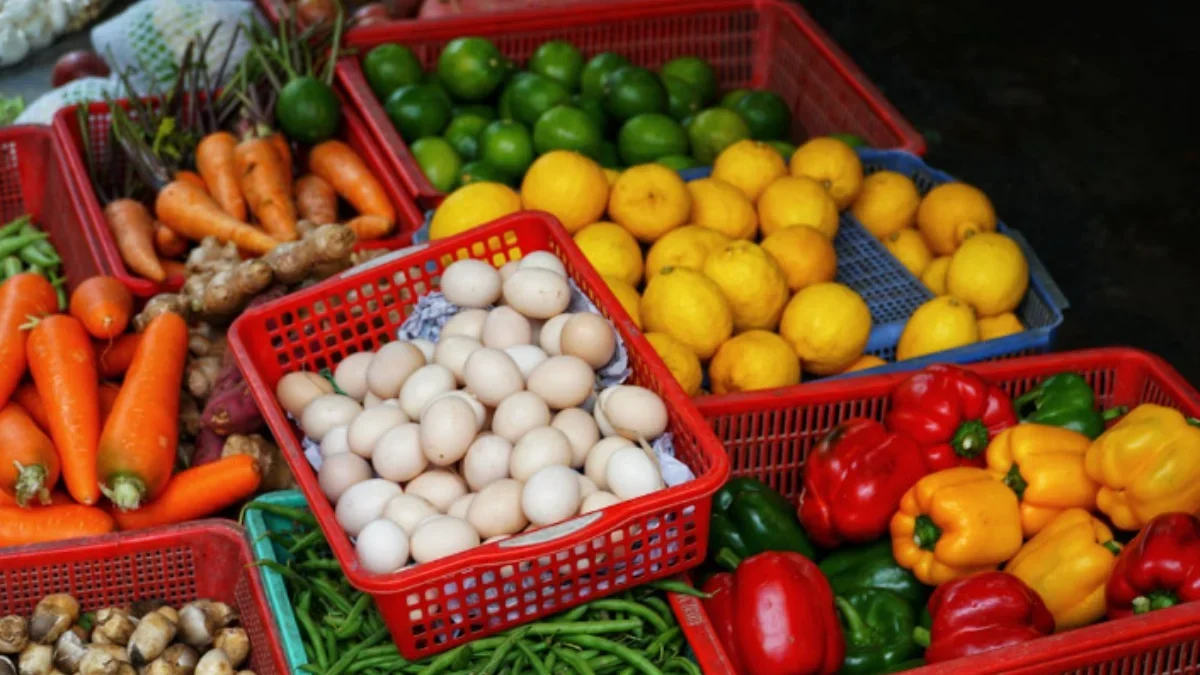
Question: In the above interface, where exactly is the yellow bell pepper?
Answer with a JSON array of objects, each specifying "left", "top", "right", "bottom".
[
  {"left": 1005, "top": 508, "right": 1122, "bottom": 630},
  {"left": 1084, "top": 404, "right": 1200, "bottom": 530},
  {"left": 890, "top": 467, "right": 1023, "bottom": 586},
  {"left": 985, "top": 424, "right": 1100, "bottom": 537}
]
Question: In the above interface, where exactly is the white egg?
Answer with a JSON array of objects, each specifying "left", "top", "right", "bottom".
[
  {"left": 334, "top": 352, "right": 375, "bottom": 401},
  {"left": 461, "top": 434, "right": 513, "bottom": 491},
  {"left": 584, "top": 437, "right": 635, "bottom": 490},
  {"left": 356, "top": 519, "right": 409, "bottom": 574},
  {"left": 463, "top": 348, "right": 525, "bottom": 406},
  {"left": 382, "top": 493, "right": 439, "bottom": 535},
  {"left": 467, "top": 479, "right": 527, "bottom": 538},
  {"left": 577, "top": 475, "right": 599, "bottom": 499},
  {"left": 498, "top": 260, "right": 521, "bottom": 282},
  {"left": 503, "top": 269, "right": 571, "bottom": 319},
  {"left": 411, "top": 339, "right": 436, "bottom": 362},
  {"left": 527, "top": 356, "right": 595, "bottom": 409},
  {"left": 482, "top": 306, "right": 533, "bottom": 350},
  {"left": 505, "top": 345, "right": 549, "bottom": 380},
  {"left": 320, "top": 425, "right": 350, "bottom": 457},
  {"left": 348, "top": 405, "right": 409, "bottom": 458},
  {"left": 537, "top": 314, "right": 572, "bottom": 356},
  {"left": 447, "top": 493, "right": 476, "bottom": 520},
  {"left": 405, "top": 470, "right": 468, "bottom": 513},
  {"left": 580, "top": 491, "right": 621, "bottom": 514},
  {"left": 484, "top": 535, "right": 510, "bottom": 544},
  {"left": 410, "top": 516, "right": 480, "bottom": 563},
  {"left": 276, "top": 372, "right": 334, "bottom": 418},
  {"left": 398, "top": 364, "right": 456, "bottom": 419},
  {"left": 318, "top": 453, "right": 372, "bottom": 502},
  {"left": 518, "top": 251, "right": 567, "bottom": 277},
  {"left": 420, "top": 397, "right": 478, "bottom": 466},
  {"left": 441, "top": 309, "right": 488, "bottom": 341},
  {"left": 595, "top": 386, "right": 669, "bottom": 441},
  {"left": 434, "top": 336, "right": 483, "bottom": 383},
  {"left": 300, "top": 394, "right": 363, "bottom": 441},
  {"left": 336, "top": 479, "right": 403, "bottom": 536},
  {"left": 363, "top": 391, "right": 385, "bottom": 408},
  {"left": 491, "top": 391, "right": 552, "bottom": 443},
  {"left": 522, "top": 466, "right": 581, "bottom": 526},
  {"left": 367, "top": 341, "right": 427, "bottom": 399},
  {"left": 560, "top": 313, "right": 617, "bottom": 369},
  {"left": 372, "top": 423, "right": 427, "bottom": 482},
  {"left": 606, "top": 447, "right": 665, "bottom": 500},
  {"left": 551, "top": 408, "right": 601, "bottom": 468},
  {"left": 421, "top": 390, "right": 487, "bottom": 430},
  {"left": 510, "top": 427, "right": 573, "bottom": 481},
  {"left": 440, "top": 259, "right": 503, "bottom": 308}
]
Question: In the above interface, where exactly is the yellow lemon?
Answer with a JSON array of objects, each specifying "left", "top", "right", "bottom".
[
  {"left": 779, "top": 282, "right": 871, "bottom": 375},
  {"left": 883, "top": 228, "right": 933, "bottom": 278},
  {"left": 946, "top": 232, "right": 1029, "bottom": 317},
  {"left": 757, "top": 175, "right": 840, "bottom": 239},
  {"left": 602, "top": 275, "right": 641, "bottom": 329},
  {"left": 850, "top": 170, "right": 921, "bottom": 238},
  {"left": 897, "top": 295, "right": 979, "bottom": 360},
  {"left": 760, "top": 225, "right": 837, "bottom": 292},
  {"left": 608, "top": 164, "right": 692, "bottom": 243},
  {"left": 520, "top": 151, "right": 609, "bottom": 234},
  {"left": 916, "top": 182, "right": 997, "bottom": 255},
  {"left": 686, "top": 178, "right": 758, "bottom": 240},
  {"left": 789, "top": 137, "right": 864, "bottom": 209},
  {"left": 645, "top": 332, "right": 703, "bottom": 396},
  {"left": 702, "top": 240, "right": 790, "bottom": 332},
  {"left": 921, "top": 256, "right": 952, "bottom": 295},
  {"left": 978, "top": 312, "right": 1024, "bottom": 341},
  {"left": 843, "top": 354, "right": 888, "bottom": 373},
  {"left": 709, "top": 330, "right": 801, "bottom": 394},
  {"left": 430, "top": 182, "right": 522, "bottom": 240},
  {"left": 603, "top": 168, "right": 621, "bottom": 186},
  {"left": 712, "top": 139, "right": 788, "bottom": 202},
  {"left": 640, "top": 267, "right": 733, "bottom": 360},
  {"left": 644, "top": 225, "right": 730, "bottom": 281},
  {"left": 573, "top": 222, "right": 644, "bottom": 286}
]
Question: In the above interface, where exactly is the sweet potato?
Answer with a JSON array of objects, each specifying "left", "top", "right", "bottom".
[{"left": 193, "top": 427, "right": 226, "bottom": 467}]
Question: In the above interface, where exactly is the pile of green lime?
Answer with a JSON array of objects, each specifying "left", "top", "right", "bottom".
[{"left": 362, "top": 38, "right": 801, "bottom": 192}]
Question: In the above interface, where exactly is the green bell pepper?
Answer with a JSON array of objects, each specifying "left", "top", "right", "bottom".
[
  {"left": 818, "top": 540, "right": 929, "bottom": 609},
  {"left": 708, "top": 477, "right": 814, "bottom": 570},
  {"left": 836, "top": 588, "right": 922, "bottom": 675},
  {"left": 878, "top": 659, "right": 925, "bottom": 674},
  {"left": 1014, "top": 372, "right": 1126, "bottom": 439}
]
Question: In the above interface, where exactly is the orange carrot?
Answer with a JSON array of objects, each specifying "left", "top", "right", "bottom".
[
  {"left": 344, "top": 214, "right": 394, "bottom": 241},
  {"left": 0, "top": 504, "right": 116, "bottom": 547},
  {"left": 95, "top": 333, "right": 142, "bottom": 379},
  {"left": 105, "top": 199, "right": 166, "bottom": 282},
  {"left": 96, "top": 312, "right": 188, "bottom": 510},
  {"left": 0, "top": 404, "right": 61, "bottom": 506},
  {"left": 27, "top": 315, "right": 101, "bottom": 506},
  {"left": 235, "top": 136, "right": 298, "bottom": 241},
  {"left": 270, "top": 133, "right": 294, "bottom": 190},
  {"left": 110, "top": 454, "right": 261, "bottom": 530},
  {"left": 154, "top": 221, "right": 189, "bottom": 258},
  {"left": 308, "top": 140, "right": 395, "bottom": 222},
  {"left": 161, "top": 259, "right": 187, "bottom": 281},
  {"left": 98, "top": 382, "right": 120, "bottom": 425},
  {"left": 0, "top": 274, "right": 58, "bottom": 409},
  {"left": 155, "top": 181, "right": 279, "bottom": 255},
  {"left": 295, "top": 174, "right": 338, "bottom": 225},
  {"left": 11, "top": 382, "right": 49, "bottom": 432},
  {"left": 196, "top": 131, "right": 247, "bottom": 221},
  {"left": 175, "top": 170, "right": 209, "bottom": 193},
  {"left": 69, "top": 277, "right": 134, "bottom": 340}
]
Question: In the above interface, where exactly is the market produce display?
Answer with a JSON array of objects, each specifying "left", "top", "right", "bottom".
[{"left": 0, "top": 215, "right": 67, "bottom": 307}]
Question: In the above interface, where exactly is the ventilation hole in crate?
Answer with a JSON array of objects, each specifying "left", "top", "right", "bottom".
[
  {"left": 424, "top": 588, "right": 439, "bottom": 602},
  {"left": 576, "top": 559, "right": 590, "bottom": 572},
  {"left": 361, "top": 283, "right": 375, "bottom": 297},
  {"left": 409, "top": 608, "right": 423, "bottom": 621}
]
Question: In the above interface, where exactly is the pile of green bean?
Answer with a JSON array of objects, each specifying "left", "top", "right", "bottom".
[
  {"left": 244, "top": 500, "right": 704, "bottom": 675},
  {"left": 1, "top": 215, "right": 66, "bottom": 306}
]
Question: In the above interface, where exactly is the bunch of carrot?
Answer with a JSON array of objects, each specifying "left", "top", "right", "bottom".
[{"left": 0, "top": 273, "right": 264, "bottom": 549}]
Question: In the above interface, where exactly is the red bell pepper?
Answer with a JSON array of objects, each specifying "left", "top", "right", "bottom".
[
  {"left": 799, "top": 418, "right": 928, "bottom": 548},
  {"left": 921, "top": 571, "right": 1055, "bottom": 664},
  {"left": 1107, "top": 512, "right": 1200, "bottom": 619},
  {"left": 700, "top": 573, "right": 747, "bottom": 675},
  {"left": 885, "top": 364, "right": 1018, "bottom": 470}
]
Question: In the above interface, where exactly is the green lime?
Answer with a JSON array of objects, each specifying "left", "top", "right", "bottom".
[
  {"left": 656, "top": 154, "right": 701, "bottom": 171},
  {"left": 385, "top": 84, "right": 452, "bottom": 141},
  {"left": 452, "top": 104, "right": 496, "bottom": 121},
  {"left": 766, "top": 140, "right": 797, "bottom": 161},
  {"left": 479, "top": 120, "right": 535, "bottom": 179},
  {"left": 570, "top": 94, "right": 608, "bottom": 134},
  {"left": 720, "top": 88, "right": 751, "bottom": 109},
  {"left": 459, "top": 160, "right": 511, "bottom": 186},
  {"left": 276, "top": 76, "right": 341, "bottom": 144},
  {"left": 829, "top": 132, "right": 869, "bottom": 148},
  {"left": 444, "top": 114, "right": 490, "bottom": 161},
  {"left": 505, "top": 72, "right": 570, "bottom": 127},
  {"left": 663, "top": 75, "right": 702, "bottom": 122},
  {"left": 420, "top": 72, "right": 453, "bottom": 107},
  {"left": 603, "top": 66, "right": 666, "bottom": 121},
  {"left": 594, "top": 141, "right": 621, "bottom": 169},
  {"left": 533, "top": 105, "right": 603, "bottom": 157},
  {"left": 732, "top": 90, "right": 791, "bottom": 140},
  {"left": 437, "top": 37, "right": 506, "bottom": 101},
  {"left": 363, "top": 44, "right": 423, "bottom": 100},
  {"left": 528, "top": 40, "right": 584, "bottom": 92},
  {"left": 498, "top": 85, "right": 515, "bottom": 120},
  {"left": 617, "top": 113, "right": 688, "bottom": 165},
  {"left": 411, "top": 137, "right": 462, "bottom": 192},
  {"left": 687, "top": 107, "right": 751, "bottom": 163},
  {"left": 661, "top": 56, "right": 717, "bottom": 104},
  {"left": 580, "top": 52, "right": 629, "bottom": 100}
]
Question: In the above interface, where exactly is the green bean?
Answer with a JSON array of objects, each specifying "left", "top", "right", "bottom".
[
  {"left": 335, "top": 593, "right": 374, "bottom": 639},
  {"left": 297, "top": 590, "right": 312, "bottom": 615},
  {"left": 17, "top": 243, "right": 57, "bottom": 268},
  {"left": 288, "top": 529, "right": 326, "bottom": 554},
  {"left": 295, "top": 608, "right": 328, "bottom": 670},
  {"left": 416, "top": 645, "right": 468, "bottom": 675},
  {"left": 586, "top": 601, "right": 669, "bottom": 633},
  {"left": 641, "top": 597, "right": 673, "bottom": 624},
  {"left": 646, "top": 581, "right": 710, "bottom": 599},
  {"left": 241, "top": 500, "right": 319, "bottom": 526},
  {"left": 525, "top": 619, "right": 642, "bottom": 637},
  {"left": 348, "top": 655, "right": 409, "bottom": 673},
  {"left": 357, "top": 645, "right": 401, "bottom": 660},
  {"left": 511, "top": 655, "right": 526, "bottom": 675},
  {"left": 543, "top": 652, "right": 555, "bottom": 671},
  {"left": 551, "top": 647, "right": 595, "bottom": 675},
  {"left": 644, "top": 627, "right": 681, "bottom": 657},
  {"left": 326, "top": 626, "right": 391, "bottom": 675},
  {"left": 30, "top": 239, "right": 58, "bottom": 261},
  {"left": 311, "top": 577, "right": 355, "bottom": 613},
  {"left": 48, "top": 271, "right": 65, "bottom": 287},
  {"left": 0, "top": 232, "right": 45, "bottom": 259},
  {"left": 556, "top": 605, "right": 590, "bottom": 623},
  {"left": 299, "top": 664, "right": 320, "bottom": 674},
  {"left": 55, "top": 284, "right": 66, "bottom": 311},
  {"left": 665, "top": 657, "right": 701, "bottom": 675},
  {"left": 478, "top": 628, "right": 527, "bottom": 675},
  {"left": 298, "top": 559, "right": 343, "bottom": 572},
  {"left": 0, "top": 216, "right": 30, "bottom": 239},
  {"left": 1, "top": 256, "right": 22, "bottom": 279},
  {"left": 324, "top": 626, "right": 337, "bottom": 663},
  {"left": 616, "top": 668, "right": 635, "bottom": 675},
  {"left": 588, "top": 656, "right": 624, "bottom": 671},
  {"left": 256, "top": 560, "right": 310, "bottom": 587},
  {"left": 516, "top": 642, "right": 550, "bottom": 675},
  {"left": 560, "top": 636, "right": 663, "bottom": 675}
]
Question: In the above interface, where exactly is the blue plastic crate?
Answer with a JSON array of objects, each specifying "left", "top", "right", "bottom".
[{"left": 243, "top": 491, "right": 311, "bottom": 673}]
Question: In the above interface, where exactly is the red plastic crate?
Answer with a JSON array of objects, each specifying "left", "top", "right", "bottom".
[
  {"left": 0, "top": 125, "right": 106, "bottom": 291},
  {"left": 695, "top": 347, "right": 1200, "bottom": 675},
  {"left": 0, "top": 520, "right": 289, "bottom": 675},
  {"left": 51, "top": 98, "right": 425, "bottom": 297},
  {"left": 337, "top": 0, "right": 925, "bottom": 207},
  {"left": 227, "top": 211, "right": 730, "bottom": 659}
]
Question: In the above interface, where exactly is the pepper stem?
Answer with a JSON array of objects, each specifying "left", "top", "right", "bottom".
[
  {"left": 12, "top": 461, "right": 50, "bottom": 507},
  {"left": 951, "top": 420, "right": 989, "bottom": 458},
  {"left": 1003, "top": 464, "right": 1027, "bottom": 500},
  {"left": 100, "top": 476, "right": 147, "bottom": 511},
  {"left": 1013, "top": 388, "right": 1042, "bottom": 417},
  {"left": 834, "top": 597, "right": 872, "bottom": 645},
  {"left": 715, "top": 548, "right": 743, "bottom": 571},
  {"left": 1102, "top": 540, "right": 1122, "bottom": 555},
  {"left": 913, "top": 515, "right": 942, "bottom": 551},
  {"left": 1101, "top": 406, "right": 1129, "bottom": 422},
  {"left": 1188, "top": 417, "right": 1200, "bottom": 429},
  {"left": 913, "top": 626, "right": 931, "bottom": 648},
  {"left": 1132, "top": 590, "right": 1178, "bottom": 614}
]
